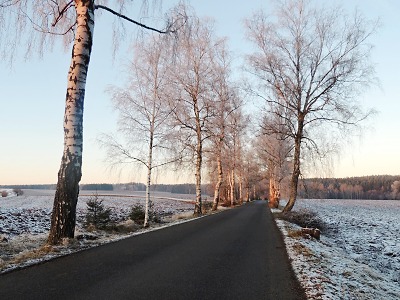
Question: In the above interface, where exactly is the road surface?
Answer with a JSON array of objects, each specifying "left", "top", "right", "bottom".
[{"left": 0, "top": 200, "right": 306, "bottom": 299}]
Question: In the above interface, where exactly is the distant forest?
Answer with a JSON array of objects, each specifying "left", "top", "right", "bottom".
[
  {"left": 297, "top": 175, "right": 400, "bottom": 200},
  {"left": 2, "top": 175, "right": 400, "bottom": 200},
  {"left": 111, "top": 183, "right": 204, "bottom": 195},
  {"left": 0, "top": 184, "right": 57, "bottom": 190},
  {"left": 0, "top": 183, "right": 209, "bottom": 195}
]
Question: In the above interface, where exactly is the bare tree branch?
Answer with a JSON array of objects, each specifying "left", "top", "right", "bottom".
[
  {"left": 95, "top": 4, "right": 173, "bottom": 34},
  {"left": 52, "top": 0, "right": 74, "bottom": 27}
]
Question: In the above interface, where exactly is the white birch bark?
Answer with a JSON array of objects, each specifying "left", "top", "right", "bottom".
[
  {"left": 230, "top": 168, "right": 235, "bottom": 207},
  {"left": 144, "top": 109, "right": 155, "bottom": 228},
  {"left": 212, "top": 142, "right": 223, "bottom": 211},
  {"left": 194, "top": 108, "right": 203, "bottom": 216},
  {"left": 48, "top": 1, "right": 94, "bottom": 244}
]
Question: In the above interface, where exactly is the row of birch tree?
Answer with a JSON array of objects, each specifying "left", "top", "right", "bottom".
[
  {"left": 101, "top": 8, "right": 263, "bottom": 223},
  {"left": 246, "top": 0, "right": 377, "bottom": 211},
  {"left": 1, "top": 0, "right": 377, "bottom": 244}
]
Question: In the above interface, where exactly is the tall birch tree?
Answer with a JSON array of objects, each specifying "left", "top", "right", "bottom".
[
  {"left": 168, "top": 13, "right": 219, "bottom": 216},
  {"left": 101, "top": 34, "right": 177, "bottom": 228},
  {"left": 1, "top": 1, "right": 180, "bottom": 244},
  {"left": 206, "top": 41, "right": 240, "bottom": 210},
  {"left": 225, "top": 106, "right": 248, "bottom": 206},
  {"left": 245, "top": 0, "right": 377, "bottom": 212},
  {"left": 257, "top": 115, "right": 292, "bottom": 208}
]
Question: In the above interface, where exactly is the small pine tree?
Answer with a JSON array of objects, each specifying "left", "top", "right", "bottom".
[
  {"left": 129, "top": 203, "right": 160, "bottom": 225},
  {"left": 85, "top": 193, "right": 112, "bottom": 230},
  {"left": 129, "top": 204, "right": 146, "bottom": 224}
]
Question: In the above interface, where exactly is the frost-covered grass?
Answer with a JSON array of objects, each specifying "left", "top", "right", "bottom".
[
  {"left": 3, "top": 190, "right": 399, "bottom": 299},
  {"left": 274, "top": 199, "right": 400, "bottom": 300},
  {"left": 0, "top": 189, "right": 198, "bottom": 273}
]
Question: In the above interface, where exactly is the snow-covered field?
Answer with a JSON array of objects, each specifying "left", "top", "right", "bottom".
[
  {"left": 0, "top": 189, "right": 196, "bottom": 273},
  {"left": 275, "top": 199, "right": 400, "bottom": 300},
  {"left": 1, "top": 190, "right": 399, "bottom": 299}
]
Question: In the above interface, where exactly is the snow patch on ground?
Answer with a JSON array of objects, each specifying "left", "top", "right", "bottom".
[
  {"left": 274, "top": 199, "right": 400, "bottom": 300},
  {"left": 0, "top": 190, "right": 197, "bottom": 273},
  {"left": 3, "top": 191, "right": 399, "bottom": 299}
]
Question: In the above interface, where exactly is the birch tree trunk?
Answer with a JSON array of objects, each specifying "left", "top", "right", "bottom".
[
  {"left": 239, "top": 176, "right": 243, "bottom": 204},
  {"left": 194, "top": 126, "right": 203, "bottom": 216},
  {"left": 144, "top": 123, "right": 154, "bottom": 227},
  {"left": 283, "top": 117, "right": 304, "bottom": 212},
  {"left": 47, "top": 1, "right": 94, "bottom": 245},
  {"left": 269, "top": 176, "right": 280, "bottom": 208},
  {"left": 245, "top": 183, "right": 250, "bottom": 203},
  {"left": 212, "top": 147, "right": 223, "bottom": 211},
  {"left": 230, "top": 169, "right": 235, "bottom": 207}
]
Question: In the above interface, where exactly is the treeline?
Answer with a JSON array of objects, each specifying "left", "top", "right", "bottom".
[
  {"left": 81, "top": 184, "right": 113, "bottom": 191},
  {"left": 114, "top": 183, "right": 211, "bottom": 195},
  {"left": 0, "top": 184, "right": 56, "bottom": 190},
  {"left": 0, "top": 183, "right": 209, "bottom": 195},
  {"left": 298, "top": 175, "right": 400, "bottom": 200}
]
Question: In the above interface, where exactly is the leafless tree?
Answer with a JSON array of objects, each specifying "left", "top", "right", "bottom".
[
  {"left": 205, "top": 41, "right": 242, "bottom": 210},
  {"left": 224, "top": 104, "right": 248, "bottom": 207},
  {"left": 245, "top": 0, "right": 377, "bottom": 211},
  {"left": 206, "top": 88, "right": 242, "bottom": 209},
  {"left": 256, "top": 113, "right": 292, "bottom": 208},
  {"left": 167, "top": 11, "right": 221, "bottom": 216},
  {"left": 1, "top": 1, "right": 183, "bottom": 244},
  {"left": 241, "top": 145, "right": 263, "bottom": 203},
  {"left": 100, "top": 34, "right": 179, "bottom": 228}
]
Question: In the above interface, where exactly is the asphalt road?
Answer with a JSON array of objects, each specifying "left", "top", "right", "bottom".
[{"left": 0, "top": 200, "right": 306, "bottom": 300}]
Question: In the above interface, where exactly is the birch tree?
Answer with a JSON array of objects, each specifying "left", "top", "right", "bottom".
[
  {"left": 245, "top": 0, "right": 377, "bottom": 212},
  {"left": 168, "top": 14, "right": 219, "bottom": 216},
  {"left": 241, "top": 145, "right": 262, "bottom": 203},
  {"left": 225, "top": 105, "right": 248, "bottom": 206},
  {"left": 101, "top": 34, "right": 177, "bottom": 228},
  {"left": 206, "top": 41, "right": 240, "bottom": 210},
  {"left": 206, "top": 87, "right": 242, "bottom": 210},
  {"left": 257, "top": 114, "right": 292, "bottom": 208},
  {"left": 1, "top": 1, "right": 180, "bottom": 244}
]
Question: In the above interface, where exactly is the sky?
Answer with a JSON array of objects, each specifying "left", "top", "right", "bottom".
[{"left": 0, "top": 0, "right": 399, "bottom": 185}]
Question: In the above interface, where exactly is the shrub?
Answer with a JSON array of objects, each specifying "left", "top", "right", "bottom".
[
  {"left": 129, "top": 203, "right": 160, "bottom": 225},
  {"left": 1, "top": 190, "right": 8, "bottom": 197},
  {"left": 275, "top": 209, "right": 327, "bottom": 232},
  {"left": 202, "top": 201, "right": 213, "bottom": 213},
  {"left": 13, "top": 189, "right": 23, "bottom": 196},
  {"left": 220, "top": 198, "right": 239, "bottom": 207},
  {"left": 84, "top": 194, "right": 112, "bottom": 230}
]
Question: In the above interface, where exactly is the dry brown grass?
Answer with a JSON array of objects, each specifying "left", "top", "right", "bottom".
[
  {"left": 11, "top": 244, "right": 55, "bottom": 265},
  {"left": 274, "top": 209, "right": 327, "bottom": 232},
  {"left": 287, "top": 229, "right": 305, "bottom": 239},
  {"left": 292, "top": 242, "right": 314, "bottom": 257},
  {"left": 169, "top": 211, "right": 194, "bottom": 221}
]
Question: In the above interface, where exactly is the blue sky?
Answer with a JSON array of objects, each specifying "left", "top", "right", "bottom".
[{"left": 0, "top": 0, "right": 399, "bottom": 185}]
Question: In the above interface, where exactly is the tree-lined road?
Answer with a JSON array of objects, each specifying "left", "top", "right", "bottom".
[{"left": 0, "top": 201, "right": 305, "bottom": 299}]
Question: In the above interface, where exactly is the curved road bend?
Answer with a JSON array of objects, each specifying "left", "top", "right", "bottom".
[{"left": 0, "top": 200, "right": 306, "bottom": 300}]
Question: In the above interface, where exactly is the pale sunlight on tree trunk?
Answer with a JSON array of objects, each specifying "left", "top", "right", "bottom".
[{"left": 257, "top": 112, "right": 293, "bottom": 209}]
